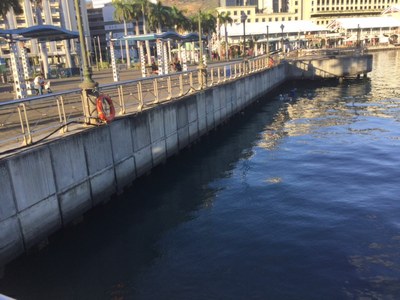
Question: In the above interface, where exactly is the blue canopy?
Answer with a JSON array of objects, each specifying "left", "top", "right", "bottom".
[
  {"left": 118, "top": 31, "right": 206, "bottom": 42},
  {"left": 0, "top": 25, "right": 79, "bottom": 42}
]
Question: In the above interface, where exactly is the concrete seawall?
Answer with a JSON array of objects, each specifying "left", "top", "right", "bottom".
[
  {"left": 0, "top": 64, "right": 287, "bottom": 268},
  {"left": 288, "top": 54, "right": 373, "bottom": 79}
]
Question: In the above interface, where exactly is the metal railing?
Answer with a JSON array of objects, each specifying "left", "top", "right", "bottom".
[{"left": 0, "top": 54, "right": 278, "bottom": 154}]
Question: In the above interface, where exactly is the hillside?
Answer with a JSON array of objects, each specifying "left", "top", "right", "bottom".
[{"left": 161, "top": 0, "right": 220, "bottom": 15}]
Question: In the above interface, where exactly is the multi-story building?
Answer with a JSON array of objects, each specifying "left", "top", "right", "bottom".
[
  {"left": 296, "top": 0, "right": 400, "bottom": 26},
  {"left": 217, "top": 0, "right": 400, "bottom": 25},
  {"left": 87, "top": 2, "right": 142, "bottom": 63}
]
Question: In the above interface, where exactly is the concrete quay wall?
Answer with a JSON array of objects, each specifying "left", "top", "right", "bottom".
[
  {"left": 287, "top": 54, "right": 373, "bottom": 79},
  {"left": 0, "top": 64, "right": 286, "bottom": 268}
]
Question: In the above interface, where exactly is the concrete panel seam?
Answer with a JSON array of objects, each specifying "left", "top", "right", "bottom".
[{"left": 48, "top": 144, "right": 64, "bottom": 226}]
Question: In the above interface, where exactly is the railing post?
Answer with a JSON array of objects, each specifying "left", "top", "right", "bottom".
[
  {"left": 198, "top": 65, "right": 207, "bottom": 89},
  {"left": 153, "top": 78, "right": 159, "bottom": 104},
  {"left": 223, "top": 66, "right": 227, "bottom": 82},
  {"left": 189, "top": 72, "right": 195, "bottom": 93},
  {"left": 17, "top": 104, "right": 32, "bottom": 145},
  {"left": 137, "top": 81, "right": 144, "bottom": 111},
  {"left": 167, "top": 76, "right": 172, "bottom": 100},
  {"left": 179, "top": 74, "right": 183, "bottom": 96},
  {"left": 118, "top": 85, "right": 126, "bottom": 114},
  {"left": 56, "top": 96, "right": 68, "bottom": 133}
]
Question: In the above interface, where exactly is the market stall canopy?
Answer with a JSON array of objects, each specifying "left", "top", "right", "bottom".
[
  {"left": 222, "top": 20, "right": 327, "bottom": 38},
  {"left": 382, "top": 5, "right": 400, "bottom": 15},
  {"left": 328, "top": 16, "right": 400, "bottom": 31},
  {"left": 118, "top": 31, "right": 206, "bottom": 42},
  {"left": 0, "top": 25, "right": 79, "bottom": 42}
]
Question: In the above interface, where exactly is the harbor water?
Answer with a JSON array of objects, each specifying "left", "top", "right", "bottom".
[{"left": 1, "top": 51, "right": 400, "bottom": 299}]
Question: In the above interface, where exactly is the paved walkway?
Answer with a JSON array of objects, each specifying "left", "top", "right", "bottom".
[
  {"left": 0, "top": 67, "right": 149, "bottom": 102},
  {"left": 0, "top": 59, "right": 239, "bottom": 102}
]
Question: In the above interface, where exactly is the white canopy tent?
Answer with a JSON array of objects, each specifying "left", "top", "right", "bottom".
[
  {"left": 382, "top": 5, "right": 400, "bottom": 15},
  {"left": 328, "top": 16, "right": 400, "bottom": 31},
  {"left": 221, "top": 20, "right": 327, "bottom": 39}
]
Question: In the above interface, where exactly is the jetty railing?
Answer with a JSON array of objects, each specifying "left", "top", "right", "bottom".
[{"left": 0, "top": 54, "right": 279, "bottom": 153}]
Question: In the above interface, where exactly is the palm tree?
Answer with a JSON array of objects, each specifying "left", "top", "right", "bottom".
[
  {"left": 148, "top": 1, "right": 171, "bottom": 33},
  {"left": 112, "top": 0, "right": 132, "bottom": 68},
  {"left": 190, "top": 10, "right": 216, "bottom": 61},
  {"left": 130, "top": 2, "right": 142, "bottom": 36},
  {"left": 31, "top": 0, "right": 50, "bottom": 78},
  {"left": 169, "top": 6, "right": 190, "bottom": 34},
  {"left": 133, "top": 0, "right": 152, "bottom": 64},
  {"left": 0, "top": 0, "right": 23, "bottom": 29},
  {"left": 217, "top": 11, "right": 233, "bottom": 60}
]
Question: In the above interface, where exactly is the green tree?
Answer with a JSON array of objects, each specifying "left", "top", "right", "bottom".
[
  {"left": 112, "top": 0, "right": 132, "bottom": 67},
  {"left": 0, "top": 0, "right": 23, "bottom": 28},
  {"left": 148, "top": 1, "right": 171, "bottom": 33},
  {"left": 217, "top": 11, "right": 233, "bottom": 60},
  {"left": 132, "top": 0, "right": 152, "bottom": 64},
  {"left": 30, "top": 0, "right": 50, "bottom": 78},
  {"left": 168, "top": 6, "right": 190, "bottom": 34},
  {"left": 190, "top": 10, "right": 216, "bottom": 61}
]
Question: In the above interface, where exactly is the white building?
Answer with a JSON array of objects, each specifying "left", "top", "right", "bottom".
[{"left": 0, "top": 0, "right": 91, "bottom": 69}]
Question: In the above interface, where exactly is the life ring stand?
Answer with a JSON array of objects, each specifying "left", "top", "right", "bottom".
[{"left": 96, "top": 94, "right": 115, "bottom": 123}]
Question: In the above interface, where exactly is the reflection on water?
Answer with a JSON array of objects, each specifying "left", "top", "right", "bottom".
[{"left": 2, "top": 51, "right": 400, "bottom": 299}]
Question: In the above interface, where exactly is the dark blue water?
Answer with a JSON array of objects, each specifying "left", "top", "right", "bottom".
[{"left": 2, "top": 51, "right": 400, "bottom": 299}]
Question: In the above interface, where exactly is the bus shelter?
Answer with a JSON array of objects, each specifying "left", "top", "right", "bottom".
[
  {"left": 0, "top": 25, "right": 78, "bottom": 99},
  {"left": 115, "top": 31, "right": 206, "bottom": 79}
]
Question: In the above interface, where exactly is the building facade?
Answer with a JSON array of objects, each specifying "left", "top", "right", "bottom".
[
  {"left": 0, "top": 0, "right": 91, "bottom": 70},
  {"left": 217, "top": 0, "right": 400, "bottom": 25}
]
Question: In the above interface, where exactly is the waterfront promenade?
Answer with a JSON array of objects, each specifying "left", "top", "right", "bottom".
[{"left": 0, "top": 67, "right": 160, "bottom": 102}]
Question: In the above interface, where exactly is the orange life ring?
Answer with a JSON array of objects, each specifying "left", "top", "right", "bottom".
[
  {"left": 268, "top": 57, "right": 274, "bottom": 67},
  {"left": 96, "top": 94, "right": 115, "bottom": 123}
]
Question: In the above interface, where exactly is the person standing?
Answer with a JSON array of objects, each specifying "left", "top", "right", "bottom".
[{"left": 34, "top": 73, "right": 45, "bottom": 95}]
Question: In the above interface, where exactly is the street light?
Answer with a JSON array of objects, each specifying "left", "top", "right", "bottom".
[
  {"left": 97, "top": 36, "right": 103, "bottom": 67},
  {"left": 73, "top": 0, "right": 96, "bottom": 89},
  {"left": 73, "top": 0, "right": 97, "bottom": 124},
  {"left": 266, "top": 25, "right": 269, "bottom": 58},
  {"left": 280, "top": 24, "right": 285, "bottom": 53},
  {"left": 241, "top": 12, "right": 247, "bottom": 58},
  {"left": 198, "top": 10, "right": 207, "bottom": 89},
  {"left": 93, "top": 37, "right": 99, "bottom": 71}
]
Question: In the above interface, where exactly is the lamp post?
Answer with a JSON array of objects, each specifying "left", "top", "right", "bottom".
[
  {"left": 93, "top": 37, "right": 99, "bottom": 71},
  {"left": 357, "top": 24, "right": 361, "bottom": 49},
  {"left": 266, "top": 25, "right": 269, "bottom": 58},
  {"left": 97, "top": 36, "right": 103, "bottom": 68},
  {"left": 198, "top": 10, "right": 207, "bottom": 89},
  {"left": 198, "top": 11, "right": 203, "bottom": 67},
  {"left": 280, "top": 24, "right": 285, "bottom": 53},
  {"left": 73, "top": 0, "right": 98, "bottom": 124},
  {"left": 241, "top": 12, "right": 247, "bottom": 58}
]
